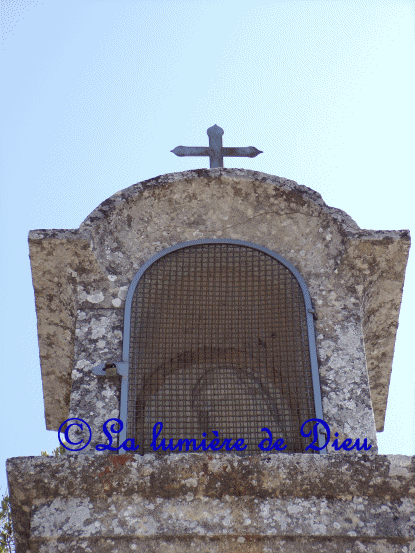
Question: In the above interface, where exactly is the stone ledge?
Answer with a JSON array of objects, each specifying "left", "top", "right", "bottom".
[
  {"left": 20, "top": 536, "right": 415, "bottom": 553},
  {"left": 6, "top": 453, "right": 415, "bottom": 553}
]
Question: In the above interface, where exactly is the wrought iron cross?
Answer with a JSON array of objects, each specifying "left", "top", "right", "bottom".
[{"left": 171, "top": 124, "right": 263, "bottom": 168}]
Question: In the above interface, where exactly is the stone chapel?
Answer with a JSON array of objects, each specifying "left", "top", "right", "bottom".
[{"left": 6, "top": 159, "right": 414, "bottom": 552}]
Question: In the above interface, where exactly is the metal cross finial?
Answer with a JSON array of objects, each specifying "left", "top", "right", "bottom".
[{"left": 171, "top": 124, "right": 263, "bottom": 168}]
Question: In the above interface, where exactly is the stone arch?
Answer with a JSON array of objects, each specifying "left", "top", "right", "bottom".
[{"left": 121, "top": 239, "right": 324, "bottom": 454}]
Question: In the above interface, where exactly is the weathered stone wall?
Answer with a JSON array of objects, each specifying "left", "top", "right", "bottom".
[
  {"left": 28, "top": 169, "right": 410, "bottom": 450},
  {"left": 6, "top": 453, "right": 415, "bottom": 553}
]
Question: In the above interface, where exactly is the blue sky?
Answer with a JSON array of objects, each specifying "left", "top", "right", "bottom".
[{"left": 1, "top": 0, "right": 414, "bottom": 498}]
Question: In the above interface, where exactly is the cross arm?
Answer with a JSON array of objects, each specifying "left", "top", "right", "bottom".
[
  {"left": 171, "top": 146, "right": 262, "bottom": 158},
  {"left": 222, "top": 146, "right": 263, "bottom": 158},
  {"left": 170, "top": 146, "right": 210, "bottom": 157}
]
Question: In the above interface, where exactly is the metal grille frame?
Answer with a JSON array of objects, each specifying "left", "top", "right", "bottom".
[{"left": 117, "top": 239, "right": 326, "bottom": 454}]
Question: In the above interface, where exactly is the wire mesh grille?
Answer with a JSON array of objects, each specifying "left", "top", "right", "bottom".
[{"left": 127, "top": 243, "right": 317, "bottom": 455}]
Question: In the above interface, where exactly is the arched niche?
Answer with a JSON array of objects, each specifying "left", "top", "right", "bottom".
[{"left": 120, "top": 239, "right": 325, "bottom": 455}]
